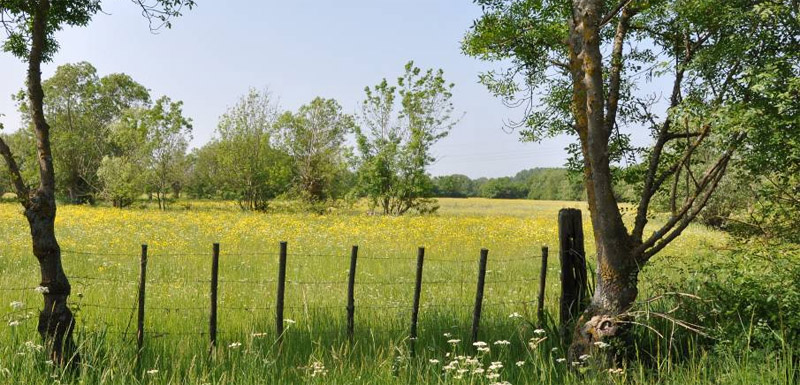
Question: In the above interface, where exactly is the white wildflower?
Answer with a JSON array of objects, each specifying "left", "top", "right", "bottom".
[
  {"left": 486, "top": 372, "right": 500, "bottom": 380},
  {"left": 8, "top": 320, "right": 20, "bottom": 327},
  {"left": 556, "top": 358, "right": 567, "bottom": 363},
  {"left": 251, "top": 332, "right": 267, "bottom": 338},
  {"left": 533, "top": 328, "right": 545, "bottom": 335},
  {"left": 477, "top": 346, "right": 490, "bottom": 353},
  {"left": 493, "top": 340, "right": 511, "bottom": 346},
  {"left": 488, "top": 361, "right": 503, "bottom": 370},
  {"left": 443, "top": 332, "right": 452, "bottom": 338},
  {"left": 473, "top": 341, "right": 488, "bottom": 348},
  {"left": 472, "top": 368, "right": 485, "bottom": 374},
  {"left": 515, "top": 361, "right": 525, "bottom": 367},
  {"left": 34, "top": 286, "right": 49, "bottom": 294},
  {"left": 447, "top": 339, "right": 461, "bottom": 345},
  {"left": 228, "top": 342, "right": 242, "bottom": 349},
  {"left": 9, "top": 301, "right": 23, "bottom": 310},
  {"left": 308, "top": 361, "right": 327, "bottom": 377},
  {"left": 508, "top": 312, "right": 522, "bottom": 319},
  {"left": 146, "top": 369, "right": 158, "bottom": 375},
  {"left": 429, "top": 359, "right": 440, "bottom": 364},
  {"left": 594, "top": 341, "right": 610, "bottom": 349},
  {"left": 571, "top": 361, "right": 582, "bottom": 366},
  {"left": 608, "top": 368, "right": 624, "bottom": 374},
  {"left": 579, "top": 354, "right": 591, "bottom": 361},
  {"left": 284, "top": 319, "right": 296, "bottom": 324},
  {"left": 551, "top": 347, "right": 559, "bottom": 352}
]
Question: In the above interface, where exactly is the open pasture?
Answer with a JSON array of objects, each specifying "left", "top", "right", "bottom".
[{"left": 0, "top": 199, "right": 765, "bottom": 385}]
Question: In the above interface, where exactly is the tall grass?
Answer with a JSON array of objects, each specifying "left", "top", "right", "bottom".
[{"left": 0, "top": 199, "right": 794, "bottom": 384}]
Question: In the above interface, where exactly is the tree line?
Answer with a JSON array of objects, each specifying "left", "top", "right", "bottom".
[{"left": 1, "top": 61, "right": 460, "bottom": 214}]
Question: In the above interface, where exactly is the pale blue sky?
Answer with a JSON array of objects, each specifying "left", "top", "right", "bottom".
[{"left": 0, "top": 1, "right": 658, "bottom": 178}]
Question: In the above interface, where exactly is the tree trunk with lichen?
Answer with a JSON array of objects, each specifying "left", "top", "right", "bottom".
[
  {"left": 25, "top": 194, "right": 78, "bottom": 366},
  {"left": 565, "top": 0, "right": 640, "bottom": 364},
  {"left": 23, "top": 0, "right": 79, "bottom": 366}
]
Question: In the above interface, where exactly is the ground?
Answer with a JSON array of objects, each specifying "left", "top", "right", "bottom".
[{"left": 0, "top": 198, "right": 790, "bottom": 384}]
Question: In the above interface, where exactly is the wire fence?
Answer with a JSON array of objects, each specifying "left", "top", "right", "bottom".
[{"left": 0, "top": 209, "right": 591, "bottom": 355}]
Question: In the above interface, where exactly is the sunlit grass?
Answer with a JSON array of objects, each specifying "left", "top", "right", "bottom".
[{"left": 0, "top": 198, "right": 791, "bottom": 384}]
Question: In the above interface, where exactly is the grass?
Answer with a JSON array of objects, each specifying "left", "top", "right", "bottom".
[{"left": 0, "top": 198, "right": 794, "bottom": 384}]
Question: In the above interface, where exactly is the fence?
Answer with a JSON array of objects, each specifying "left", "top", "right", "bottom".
[{"left": 0, "top": 209, "right": 588, "bottom": 359}]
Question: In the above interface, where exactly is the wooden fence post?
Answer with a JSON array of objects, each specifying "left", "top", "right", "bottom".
[
  {"left": 471, "top": 248, "right": 489, "bottom": 344},
  {"left": 409, "top": 246, "right": 425, "bottom": 357},
  {"left": 537, "top": 245, "right": 548, "bottom": 325},
  {"left": 209, "top": 243, "right": 220, "bottom": 350},
  {"left": 276, "top": 241, "right": 288, "bottom": 340},
  {"left": 136, "top": 244, "right": 147, "bottom": 367},
  {"left": 558, "top": 208, "right": 587, "bottom": 333},
  {"left": 347, "top": 245, "right": 358, "bottom": 342}
]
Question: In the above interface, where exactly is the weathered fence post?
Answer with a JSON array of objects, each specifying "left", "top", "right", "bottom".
[
  {"left": 471, "top": 248, "right": 489, "bottom": 344},
  {"left": 537, "top": 245, "right": 548, "bottom": 325},
  {"left": 136, "top": 244, "right": 147, "bottom": 367},
  {"left": 558, "top": 208, "right": 587, "bottom": 334},
  {"left": 347, "top": 245, "right": 358, "bottom": 342},
  {"left": 209, "top": 243, "right": 220, "bottom": 350},
  {"left": 276, "top": 241, "right": 288, "bottom": 340},
  {"left": 409, "top": 246, "right": 425, "bottom": 357}
]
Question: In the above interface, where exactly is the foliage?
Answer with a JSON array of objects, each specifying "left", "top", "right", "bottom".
[
  {"left": 432, "top": 174, "right": 477, "bottom": 198},
  {"left": 478, "top": 177, "right": 529, "bottom": 199},
  {"left": 354, "top": 61, "right": 458, "bottom": 215},
  {"left": 276, "top": 97, "right": 355, "bottom": 205},
  {"left": 96, "top": 155, "right": 141, "bottom": 208},
  {"left": 15, "top": 62, "right": 150, "bottom": 203},
  {"left": 212, "top": 88, "right": 293, "bottom": 211}
]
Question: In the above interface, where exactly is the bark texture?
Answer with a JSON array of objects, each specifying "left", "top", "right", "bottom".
[{"left": 2, "top": 0, "right": 80, "bottom": 366}]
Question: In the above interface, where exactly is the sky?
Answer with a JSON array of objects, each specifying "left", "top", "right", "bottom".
[{"left": 0, "top": 1, "right": 658, "bottom": 178}]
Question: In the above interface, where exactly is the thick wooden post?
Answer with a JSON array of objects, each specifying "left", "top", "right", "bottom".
[
  {"left": 409, "top": 247, "right": 425, "bottom": 357},
  {"left": 471, "top": 248, "right": 489, "bottom": 343},
  {"left": 136, "top": 244, "right": 147, "bottom": 366},
  {"left": 276, "top": 241, "right": 288, "bottom": 339},
  {"left": 346, "top": 245, "right": 358, "bottom": 342},
  {"left": 209, "top": 243, "right": 220, "bottom": 350},
  {"left": 537, "top": 245, "right": 548, "bottom": 324},
  {"left": 558, "top": 208, "right": 587, "bottom": 332}
]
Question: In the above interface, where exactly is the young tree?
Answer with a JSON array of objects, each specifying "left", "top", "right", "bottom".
[
  {"left": 141, "top": 97, "right": 192, "bottom": 210},
  {"left": 464, "top": 0, "right": 798, "bottom": 360},
  {"left": 277, "top": 97, "right": 354, "bottom": 203},
  {"left": 0, "top": 0, "right": 194, "bottom": 365},
  {"left": 215, "top": 88, "right": 293, "bottom": 211},
  {"left": 355, "top": 61, "right": 459, "bottom": 215}
]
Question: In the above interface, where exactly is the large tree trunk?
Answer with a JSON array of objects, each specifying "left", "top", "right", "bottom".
[
  {"left": 25, "top": 193, "right": 77, "bottom": 366},
  {"left": 25, "top": 0, "right": 79, "bottom": 366},
  {"left": 566, "top": 0, "right": 640, "bottom": 364},
  {"left": 568, "top": 245, "right": 640, "bottom": 363}
]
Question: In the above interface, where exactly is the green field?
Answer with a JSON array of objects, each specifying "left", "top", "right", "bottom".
[{"left": 0, "top": 199, "right": 793, "bottom": 384}]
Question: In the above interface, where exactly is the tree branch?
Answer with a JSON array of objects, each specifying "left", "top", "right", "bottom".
[
  {"left": 605, "top": 6, "right": 634, "bottom": 139},
  {"left": 600, "top": 0, "right": 633, "bottom": 28},
  {"left": 634, "top": 134, "right": 742, "bottom": 258},
  {"left": 0, "top": 135, "right": 30, "bottom": 206}
]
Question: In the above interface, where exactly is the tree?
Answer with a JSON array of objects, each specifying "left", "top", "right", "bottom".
[
  {"left": 214, "top": 88, "right": 293, "bottom": 211},
  {"left": 479, "top": 177, "right": 529, "bottom": 199},
  {"left": 96, "top": 155, "right": 141, "bottom": 207},
  {"left": 355, "top": 61, "right": 459, "bottom": 215},
  {"left": 14, "top": 62, "right": 151, "bottom": 204},
  {"left": 0, "top": 0, "right": 194, "bottom": 365},
  {"left": 464, "top": 0, "right": 798, "bottom": 361},
  {"left": 140, "top": 97, "right": 192, "bottom": 210},
  {"left": 432, "top": 174, "right": 476, "bottom": 197},
  {"left": 277, "top": 97, "right": 354, "bottom": 203}
]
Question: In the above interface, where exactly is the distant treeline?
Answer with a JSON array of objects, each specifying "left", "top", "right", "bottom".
[{"left": 432, "top": 168, "right": 586, "bottom": 201}]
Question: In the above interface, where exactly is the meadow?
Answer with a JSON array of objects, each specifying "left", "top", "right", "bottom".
[{"left": 0, "top": 198, "right": 793, "bottom": 384}]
